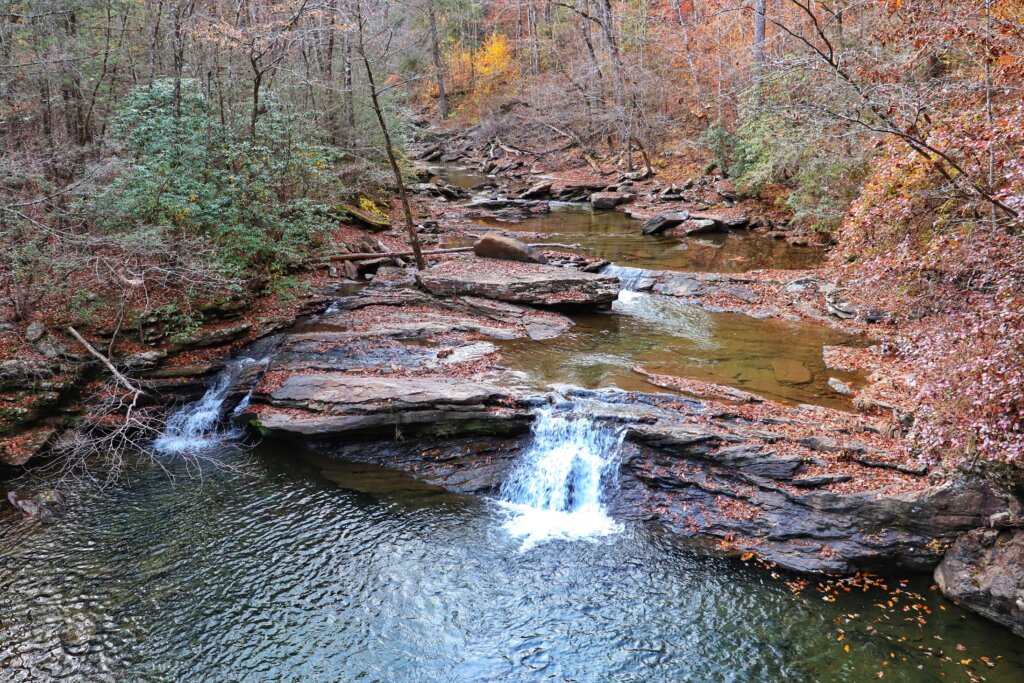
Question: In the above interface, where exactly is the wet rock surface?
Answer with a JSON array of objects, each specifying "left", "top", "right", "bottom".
[{"left": 936, "top": 527, "right": 1024, "bottom": 636}]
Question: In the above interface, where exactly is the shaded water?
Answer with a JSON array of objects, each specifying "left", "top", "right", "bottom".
[
  {"left": 482, "top": 204, "right": 822, "bottom": 273},
  {"left": 2, "top": 447, "right": 1023, "bottom": 682},
  {"left": 498, "top": 291, "right": 863, "bottom": 408}
]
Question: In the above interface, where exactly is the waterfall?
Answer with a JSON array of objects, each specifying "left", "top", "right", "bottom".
[
  {"left": 152, "top": 357, "right": 263, "bottom": 454},
  {"left": 500, "top": 407, "right": 624, "bottom": 549},
  {"left": 602, "top": 264, "right": 650, "bottom": 291}
]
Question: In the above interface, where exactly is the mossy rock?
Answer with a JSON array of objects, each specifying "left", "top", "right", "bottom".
[{"left": 335, "top": 201, "right": 391, "bottom": 232}]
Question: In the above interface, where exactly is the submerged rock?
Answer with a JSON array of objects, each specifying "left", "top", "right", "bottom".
[{"left": 416, "top": 256, "right": 619, "bottom": 307}]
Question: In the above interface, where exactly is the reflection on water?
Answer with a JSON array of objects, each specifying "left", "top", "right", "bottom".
[
  {"left": 428, "top": 164, "right": 495, "bottom": 190},
  {"left": 483, "top": 204, "right": 822, "bottom": 273},
  {"left": 498, "top": 291, "right": 863, "bottom": 408},
  {"left": 2, "top": 448, "right": 1022, "bottom": 682}
]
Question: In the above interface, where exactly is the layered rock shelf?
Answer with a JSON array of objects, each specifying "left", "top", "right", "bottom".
[{"left": 416, "top": 256, "right": 620, "bottom": 307}]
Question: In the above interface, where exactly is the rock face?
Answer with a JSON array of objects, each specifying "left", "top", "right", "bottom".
[
  {"left": 935, "top": 528, "right": 1024, "bottom": 637},
  {"left": 618, "top": 415, "right": 1009, "bottom": 574},
  {"left": 473, "top": 234, "right": 547, "bottom": 264},
  {"left": 260, "top": 375, "right": 528, "bottom": 436},
  {"left": 416, "top": 256, "right": 619, "bottom": 307}
]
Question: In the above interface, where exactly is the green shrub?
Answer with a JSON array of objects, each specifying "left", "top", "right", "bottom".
[{"left": 94, "top": 79, "right": 342, "bottom": 282}]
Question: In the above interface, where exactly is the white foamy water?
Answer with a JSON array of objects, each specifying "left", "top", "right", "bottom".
[
  {"left": 153, "top": 358, "right": 264, "bottom": 454},
  {"left": 500, "top": 408, "right": 624, "bottom": 549},
  {"left": 602, "top": 264, "right": 649, "bottom": 291}
]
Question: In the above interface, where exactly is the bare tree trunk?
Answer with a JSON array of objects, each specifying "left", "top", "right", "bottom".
[
  {"left": 250, "top": 60, "right": 262, "bottom": 141},
  {"left": 171, "top": 1, "right": 195, "bottom": 122},
  {"left": 426, "top": 0, "right": 448, "bottom": 120},
  {"left": 344, "top": 37, "right": 355, "bottom": 133},
  {"left": 599, "top": 0, "right": 631, "bottom": 170},
  {"left": 754, "top": 0, "right": 766, "bottom": 67},
  {"left": 355, "top": 11, "right": 426, "bottom": 270}
]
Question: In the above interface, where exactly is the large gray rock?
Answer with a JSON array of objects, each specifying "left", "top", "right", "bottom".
[
  {"left": 935, "top": 527, "right": 1024, "bottom": 637},
  {"left": 641, "top": 211, "right": 690, "bottom": 235},
  {"left": 416, "top": 257, "right": 619, "bottom": 307},
  {"left": 663, "top": 218, "right": 719, "bottom": 237},
  {"left": 590, "top": 191, "right": 633, "bottom": 209},
  {"left": 473, "top": 234, "right": 547, "bottom": 264}
]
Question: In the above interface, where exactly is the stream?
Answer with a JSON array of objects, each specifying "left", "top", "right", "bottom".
[
  {"left": 3, "top": 166, "right": 1024, "bottom": 681},
  {"left": 3, "top": 440, "right": 1024, "bottom": 682}
]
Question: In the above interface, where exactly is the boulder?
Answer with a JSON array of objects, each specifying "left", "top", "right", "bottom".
[
  {"left": 590, "top": 191, "right": 633, "bottom": 209},
  {"left": 416, "top": 257, "right": 619, "bottom": 307},
  {"left": 935, "top": 527, "right": 1024, "bottom": 637},
  {"left": 828, "top": 377, "right": 854, "bottom": 395},
  {"left": 473, "top": 234, "right": 548, "bottom": 264},
  {"left": 336, "top": 201, "right": 390, "bottom": 231},
  {"left": 25, "top": 322, "right": 46, "bottom": 342},
  {"left": 519, "top": 181, "right": 552, "bottom": 199},
  {"left": 641, "top": 211, "right": 690, "bottom": 236}
]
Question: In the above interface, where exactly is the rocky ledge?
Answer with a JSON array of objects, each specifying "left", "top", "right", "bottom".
[
  {"left": 246, "top": 287, "right": 1018, "bottom": 576},
  {"left": 416, "top": 255, "right": 619, "bottom": 307},
  {"left": 244, "top": 279, "right": 556, "bottom": 441},
  {"left": 935, "top": 527, "right": 1024, "bottom": 637}
]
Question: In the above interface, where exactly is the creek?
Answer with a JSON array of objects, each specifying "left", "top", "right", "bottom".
[
  {"left": 3, "top": 437, "right": 1024, "bottom": 682},
  {"left": 3, "top": 165, "right": 1023, "bottom": 682}
]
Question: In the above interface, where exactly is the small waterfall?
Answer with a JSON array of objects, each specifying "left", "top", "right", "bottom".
[
  {"left": 602, "top": 264, "right": 649, "bottom": 291},
  {"left": 153, "top": 357, "right": 263, "bottom": 454},
  {"left": 500, "top": 407, "right": 624, "bottom": 549}
]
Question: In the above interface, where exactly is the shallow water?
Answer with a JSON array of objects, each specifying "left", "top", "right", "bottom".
[
  {"left": 2, "top": 447, "right": 1022, "bottom": 683},
  {"left": 482, "top": 203, "right": 822, "bottom": 273},
  {"left": 498, "top": 291, "right": 863, "bottom": 408}
]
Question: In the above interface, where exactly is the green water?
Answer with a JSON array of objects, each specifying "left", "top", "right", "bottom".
[
  {"left": 2, "top": 448, "right": 1022, "bottom": 682},
  {"left": 481, "top": 203, "right": 822, "bottom": 273},
  {"left": 497, "top": 290, "right": 862, "bottom": 408}
]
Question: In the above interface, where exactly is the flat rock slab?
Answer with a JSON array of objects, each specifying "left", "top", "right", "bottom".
[
  {"left": 271, "top": 375, "right": 505, "bottom": 408},
  {"left": 416, "top": 256, "right": 619, "bottom": 307},
  {"left": 255, "top": 375, "right": 526, "bottom": 436}
]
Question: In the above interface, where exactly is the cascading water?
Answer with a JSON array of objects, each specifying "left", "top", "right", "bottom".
[
  {"left": 602, "top": 264, "right": 649, "bottom": 291},
  {"left": 499, "top": 407, "right": 624, "bottom": 549},
  {"left": 152, "top": 357, "right": 264, "bottom": 454}
]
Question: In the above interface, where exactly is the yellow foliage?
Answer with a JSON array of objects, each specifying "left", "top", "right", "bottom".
[
  {"left": 440, "top": 33, "right": 518, "bottom": 117},
  {"left": 476, "top": 33, "right": 513, "bottom": 78}
]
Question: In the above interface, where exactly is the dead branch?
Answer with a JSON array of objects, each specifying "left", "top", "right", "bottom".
[{"left": 68, "top": 326, "right": 145, "bottom": 397}]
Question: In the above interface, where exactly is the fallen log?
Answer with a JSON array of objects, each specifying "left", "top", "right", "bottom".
[
  {"left": 325, "top": 241, "right": 590, "bottom": 264},
  {"left": 327, "top": 246, "right": 474, "bottom": 262}
]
